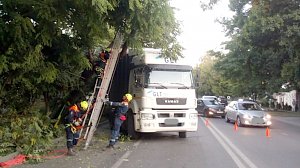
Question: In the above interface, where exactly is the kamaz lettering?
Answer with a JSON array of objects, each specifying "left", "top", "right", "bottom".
[{"left": 164, "top": 99, "right": 179, "bottom": 104}]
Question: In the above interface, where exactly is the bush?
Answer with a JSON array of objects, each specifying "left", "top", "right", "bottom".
[{"left": 0, "top": 109, "right": 61, "bottom": 161}]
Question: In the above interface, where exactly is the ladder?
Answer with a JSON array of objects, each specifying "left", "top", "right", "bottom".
[
  {"left": 79, "top": 76, "right": 101, "bottom": 138},
  {"left": 82, "top": 32, "right": 123, "bottom": 150}
]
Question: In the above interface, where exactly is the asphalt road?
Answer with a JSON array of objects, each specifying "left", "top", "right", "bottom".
[
  {"left": 111, "top": 115, "right": 300, "bottom": 168},
  {"left": 15, "top": 112, "right": 300, "bottom": 168}
]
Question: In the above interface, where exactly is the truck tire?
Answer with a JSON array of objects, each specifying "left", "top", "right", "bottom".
[
  {"left": 127, "top": 111, "right": 140, "bottom": 140},
  {"left": 179, "top": 132, "right": 187, "bottom": 138}
]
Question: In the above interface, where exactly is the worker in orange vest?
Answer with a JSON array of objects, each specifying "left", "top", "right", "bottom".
[
  {"left": 99, "top": 49, "right": 106, "bottom": 63},
  {"left": 64, "top": 101, "right": 88, "bottom": 156}
]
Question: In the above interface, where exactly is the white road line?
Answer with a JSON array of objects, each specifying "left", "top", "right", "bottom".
[
  {"left": 201, "top": 118, "right": 258, "bottom": 168},
  {"left": 111, "top": 140, "right": 142, "bottom": 168},
  {"left": 202, "top": 118, "right": 247, "bottom": 168}
]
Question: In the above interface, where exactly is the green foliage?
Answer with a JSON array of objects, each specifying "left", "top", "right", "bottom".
[
  {"left": 194, "top": 51, "right": 233, "bottom": 97},
  {"left": 106, "top": 0, "right": 183, "bottom": 59},
  {"left": 118, "top": 133, "right": 131, "bottom": 142},
  {"left": 0, "top": 109, "right": 59, "bottom": 158},
  {"left": 0, "top": 142, "right": 16, "bottom": 156},
  {"left": 214, "top": 0, "right": 300, "bottom": 99},
  {"left": 0, "top": 0, "right": 182, "bottom": 113}
]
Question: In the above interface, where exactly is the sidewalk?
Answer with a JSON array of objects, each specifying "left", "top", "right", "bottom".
[
  {"left": 11, "top": 121, "right": 135, "bottom": 168},
  {"left": 267, "top": 110, "right": 300, "bottom": 117}
]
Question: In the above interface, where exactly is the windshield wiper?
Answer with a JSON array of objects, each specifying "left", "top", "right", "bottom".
[
  {"left": 148, "top": 83, "right": 167, "bottom": 89},
  {"left": 170, "top": 83, "right": 189, "bottom": 89}
]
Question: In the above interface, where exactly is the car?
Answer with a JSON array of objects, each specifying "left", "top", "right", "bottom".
[
  {"left": 196, "top": 98, "right": 226, "bottom": 118},
  {"left": 224, "top": 99, "right": 272, "bottom": 127},
  {"left": 202, "top": 96, "right": 217, "bottom": 100},
  {"left": 217, "top": 96, "right": 228, "bottom": 106}
]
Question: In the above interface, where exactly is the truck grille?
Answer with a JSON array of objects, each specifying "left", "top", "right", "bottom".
[{"left": 157, "top": 113, "right": 186, "bottom": 118}]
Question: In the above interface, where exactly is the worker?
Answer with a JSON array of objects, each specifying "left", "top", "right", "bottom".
[
  {"left": 64, "top": 100, "right": 88, "bottom": 156},
  {"left": 104, "top": 48, "right": 111, "bottom": 62},
  {"left": 99, "top": 49, "right": 106, "bottom": 63},
  {"left": 104, "top": 93, "right": 132, "bottom": 149}
]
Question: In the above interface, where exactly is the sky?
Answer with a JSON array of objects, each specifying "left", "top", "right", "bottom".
[{"left": 170, "top": 0, "right": 234, "bottom": 67}]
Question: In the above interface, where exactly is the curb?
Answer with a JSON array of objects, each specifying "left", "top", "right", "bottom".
[{"left": 0, "top": 152, "right": 19, "bottom": 163}]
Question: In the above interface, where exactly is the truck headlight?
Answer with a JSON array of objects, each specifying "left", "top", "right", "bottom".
[{"left": 141, "top": 113, "right": 154, "bottom": 120}]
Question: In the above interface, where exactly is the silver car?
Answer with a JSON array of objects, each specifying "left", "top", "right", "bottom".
[{"left": 224, "top": 100, "right": 272, "bottom": 127}]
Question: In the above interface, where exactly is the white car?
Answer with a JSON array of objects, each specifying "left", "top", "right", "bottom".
[{"left": 224, "top": 100, "right": 272, "bottom": 127}]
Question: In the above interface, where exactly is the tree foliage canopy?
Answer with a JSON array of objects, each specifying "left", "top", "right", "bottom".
[
  {"left": 0, "top": 0, "right": 181, "bottom": 111},
  {"left": 212, "top": 0, "right": 300, "bottom": 99}
]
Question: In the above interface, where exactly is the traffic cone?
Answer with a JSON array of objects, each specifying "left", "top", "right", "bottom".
[
  {"left": 266, "top": 127, "right": 271, "bottom": 137},
  {"left": 234, "top": 122, "right": 238, "bottom": 131},
  {"left": 205, "top": 118, "right": 209, "bottom": 126}
]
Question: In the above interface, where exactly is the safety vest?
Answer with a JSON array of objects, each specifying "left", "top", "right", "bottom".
[
  {"left": 69, "top": 105, "right": 79, "bottom": 113},
  {"left": 99, "top": 52, "right": 106, "bottom": 62}
]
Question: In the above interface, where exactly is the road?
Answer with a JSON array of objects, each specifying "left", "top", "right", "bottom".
[
  {"left": 15, "top": 113, "right": 300, "bottom": 168},
  {"left": 111, "top": 115, "right": 300, "bottom": 168}
]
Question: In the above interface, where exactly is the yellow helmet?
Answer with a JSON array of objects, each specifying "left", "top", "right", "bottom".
[
  {"left": 80, "top": 101, "right": 88, "bottom": 110},
  {"left": 124, "top": 93, "right": 133, "bottom": 102}
]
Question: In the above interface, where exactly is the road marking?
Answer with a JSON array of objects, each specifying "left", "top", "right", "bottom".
[
  {"left": 111, "top": 140, "right": 142, "bottom": 168},
  {"left": 205, "top": 121, "right": 246, "bottom": 168},
  {"left": 201, "top": 118, "right": 258, "bottom": 168}
]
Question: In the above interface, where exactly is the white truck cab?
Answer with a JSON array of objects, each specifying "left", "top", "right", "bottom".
[{"left": 126, "top": 48, "right": 198, "bottom": 138}]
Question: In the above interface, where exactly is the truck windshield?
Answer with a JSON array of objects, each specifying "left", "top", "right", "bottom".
[{"left": 147, "top": 70, "right": 193, "bottom": 87}]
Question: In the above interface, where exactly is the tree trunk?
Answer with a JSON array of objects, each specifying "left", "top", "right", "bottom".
[{"left": 43, "top": 92, "right": 50, "bottom": 113}]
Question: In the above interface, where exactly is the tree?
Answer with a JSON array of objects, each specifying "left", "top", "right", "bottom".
[
  {"left": 214, "top": 0, "right": 300, "bottom": 99},
  {"left": 194, "top": 51, "right": 232, "bottom": 97},
  {"left": 105, "top": 0, "right": 183, "bottom": 59}
]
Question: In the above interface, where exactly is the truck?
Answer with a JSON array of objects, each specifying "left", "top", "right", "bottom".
[{"left": 108, "top": 48, "right": 198, "bottom": 138}]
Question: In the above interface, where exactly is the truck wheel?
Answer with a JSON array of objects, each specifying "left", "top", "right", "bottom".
[
  {"left": 127, "top": 111, "right": 140, "bottom": 140},
  {"left": 179, "top": 132, "right": 187, "bottom": 138}
]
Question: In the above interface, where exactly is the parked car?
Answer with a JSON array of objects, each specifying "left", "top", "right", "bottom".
[
  {"left": 224, "top": 99, "right": 272, "bottom": 127},
  {"left": 217, "top": 96, "right": 228, "bottom": 106},
  {"left": 202, "top": 96, "right": 217, "bottom": 100},
  {"left": 196, "top": 99, "right": 226, "bottom": 118}
]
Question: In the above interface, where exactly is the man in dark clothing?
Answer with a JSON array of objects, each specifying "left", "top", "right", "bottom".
[
  {"left": 64, "top": 101, "right": 88, "bottom": 156},
  {"left": 105, "top": 93, "right": 132, "bottom": 148}
]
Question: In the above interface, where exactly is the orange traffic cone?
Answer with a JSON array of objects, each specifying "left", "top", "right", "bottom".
[
  {"left": 266, "top": 127, "right": 271, "bottom": 137},
  {"left": 205, "top": 118, "right": 209, "bottom": 126},
  {"left": 234, "top": 122, "right": 238, "bottom": 131}
]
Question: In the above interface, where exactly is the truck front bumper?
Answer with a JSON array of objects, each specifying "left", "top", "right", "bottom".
[{"left": 137, "top": 109, "right": 198, "bottom": 132}]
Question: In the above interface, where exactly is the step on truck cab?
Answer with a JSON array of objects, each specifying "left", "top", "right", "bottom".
[{"left": 126, "top": 48, "right": 198, "bottom": 138}]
